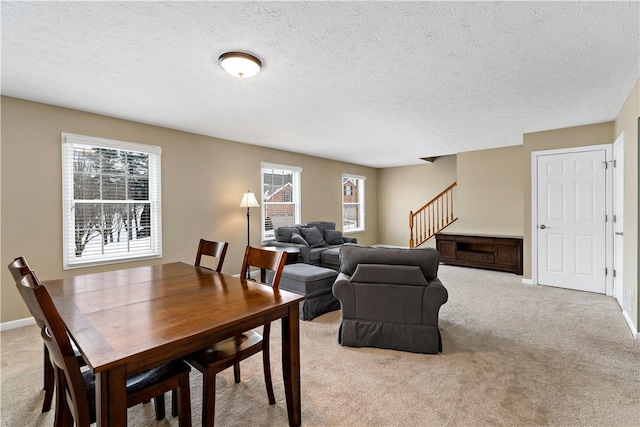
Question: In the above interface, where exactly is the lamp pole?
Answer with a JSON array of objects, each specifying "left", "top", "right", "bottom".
[
  {"left": 239, "top": 191, "right": 260, "bottom": 248},
  {"left": 245, "top": 206, "right": 251, "bottom": 247}
]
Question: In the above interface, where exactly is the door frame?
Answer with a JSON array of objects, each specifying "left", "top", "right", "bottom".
[
  {"left": 531, "top": 144, "right": 613, "bottom": 294},
  {"left": 612, "top": 132, "right": 625, "bottom": 307}
]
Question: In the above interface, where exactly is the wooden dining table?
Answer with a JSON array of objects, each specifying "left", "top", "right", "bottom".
[{"left": 43, "top": 262, "right": 304, "bottom": 426}]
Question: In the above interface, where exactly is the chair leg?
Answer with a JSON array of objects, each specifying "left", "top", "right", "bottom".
[
  {"left": 42, "top": 345, "right": 54, "bottom": 412},
  {"left": 53, "top": 369, "right": 72, "bottom": 427},
  {"left": 177, "top": 376, "right": 192, "bottom": 427},
  {"left": 171, "top": 389, "right": 178, "bottom": 417},
  {"left": 262, "top": 323, "right": 276, "bottom": 405},
  {"left": 233, "top": 362, "right": 241, "bottom": 383},
  {"left": 43, "top": 344, "right": 49, "bottom": 390},
  {"left": 154, "top": 394, "right": 166, "bottom": 420},
  {"left": 232, "top": 333, "right": 244, "bottom": 383},
  {"left": 202, "top": 369, "right": 217, "bottom": 427},
  {"left": 61, "top": 400, "right": 74, "bottom": 427}
]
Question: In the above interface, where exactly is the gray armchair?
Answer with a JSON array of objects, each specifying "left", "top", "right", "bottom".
[{"left": 333, "top": 244, "right": 448, "bottom": 354}]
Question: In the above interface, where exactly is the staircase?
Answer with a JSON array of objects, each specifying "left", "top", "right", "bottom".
[{"left": 409, "top": 182, "right": 457, "bottom": 248}]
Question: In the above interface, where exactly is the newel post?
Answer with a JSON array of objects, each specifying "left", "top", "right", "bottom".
[{"left": 409, "top": 211, "right": 415, "bottom": 248}]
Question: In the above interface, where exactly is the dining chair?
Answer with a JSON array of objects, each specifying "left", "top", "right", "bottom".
[
  {"left": 185, "top": 246, "right": 287, "bottom": 427},
  {"left": 15, "top": 270, "right": 193, "bottom": 427},
  {"left": 8, "top": 258, "right": 172, "bottom": 417},
  {"left": 195, "top": 239, "right": 229, "bottom": 273},
  {"left": 8, "top": 257, "right": 88, "bottom": 413}
]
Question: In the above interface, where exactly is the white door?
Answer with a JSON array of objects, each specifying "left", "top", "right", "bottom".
[
  {"left": 613, "top": 134, "right": 624, "bottom": 307},
  {"left": 537, "top": 150, "right": 607, "bottom": 293}
]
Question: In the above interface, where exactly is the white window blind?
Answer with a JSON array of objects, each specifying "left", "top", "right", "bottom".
[
  {"left": 261, "top": 162, "right": 302, "bottom": 241},
  {"left": 62, "top": 133, "right": 162, "bottom": 269},
  {"left": 342, "top": 173, "right": 366, "bottom": 232}
]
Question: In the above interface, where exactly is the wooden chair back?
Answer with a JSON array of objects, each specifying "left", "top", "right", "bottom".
[
  {"left": 9, "top": 256, "right": 86, "bottom": 413},
  {"left": 240, "top": 246, "right": 287, "bottom": 289},
  {"left": 8, "top": 256, "right": 30, "bottom": 282},
  {"left": 10, "top": 259, "right": 47, "bottom": 330},
  {"left": 18, "top": 272, "right": 93, "bottom": 425},
  {"left": 195, "top": 239, "right": 229, "bottom": 273}
]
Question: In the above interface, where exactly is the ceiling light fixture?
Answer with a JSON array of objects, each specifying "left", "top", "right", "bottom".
[{"left": 219, "top": 52, "right": 262, "bottom": 78}]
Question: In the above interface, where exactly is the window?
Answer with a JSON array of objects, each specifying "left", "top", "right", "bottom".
[
  {"left": 62, "top": 133, "right": 162, "bottom": 269},
  {"left": 342, "top": 174, "right": 365, "bottom": 232},
  {"left": 261, "top": 162, "right": 301, "bottom": 241}
]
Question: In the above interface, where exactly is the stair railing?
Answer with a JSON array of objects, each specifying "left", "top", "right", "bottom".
[{"left": 409, "top": 182, "right": 457, "bottom": 248}]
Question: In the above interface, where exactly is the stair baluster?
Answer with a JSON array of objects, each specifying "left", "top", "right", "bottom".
[{"left": 409, "top": 182, "right": 458, "bottom": 248}]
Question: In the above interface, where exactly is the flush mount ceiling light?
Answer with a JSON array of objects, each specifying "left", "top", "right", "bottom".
[{"left": 218, "top": 52, "right": 262, "bottom": 78}]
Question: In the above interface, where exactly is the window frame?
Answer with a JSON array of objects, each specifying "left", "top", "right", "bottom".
[
  {"left": 261, "top": 162, "right": 302, "bottom": 242},
  {"left": 342, "top": 173, "right": 366, "bottom": 233},
  {"left": 61, "top": 133, "right": 162, "bottom": 269}
]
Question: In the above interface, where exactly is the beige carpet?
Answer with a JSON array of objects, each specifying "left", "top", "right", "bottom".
[{"left": 2, "top": 265, "right": 639, "bottom": 426}]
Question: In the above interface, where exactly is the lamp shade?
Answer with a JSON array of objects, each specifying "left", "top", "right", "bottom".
[
  {"left": 239, "top": 192, "right": 260, "bottom": 208},
  {"left": 219, "top": 52, "right": 262, "bottom": 78}
]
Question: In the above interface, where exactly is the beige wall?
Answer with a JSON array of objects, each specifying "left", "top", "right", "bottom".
[
  {"left": 377, "top": 146, "right": 524, "bottom": 249},
  {"left": 377, "top": 155, "right": 456, "bottom": 247},
  {"left": 445, "top": 145, "right": 524, "bottom": 237},
  {"left": 378, "top": 84, "right": 639, "bottom": 334},
  {"left": 0, "top": 96, "right": 377, "bottom": 323},
  {"left": 614, "top": 79, "right": 639, "bottom": 330},
  {"left": 3, "top": 80, "right": 638, "bottom": 332}
]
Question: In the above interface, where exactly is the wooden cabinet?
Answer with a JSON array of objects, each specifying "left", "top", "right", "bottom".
[{"left": 435, "top": 233, "right": 523, "bottom": 275}]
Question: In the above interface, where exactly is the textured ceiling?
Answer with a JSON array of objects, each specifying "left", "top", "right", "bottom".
[{"left": 2, "top": 1, "right": 638, "bottom": 168}]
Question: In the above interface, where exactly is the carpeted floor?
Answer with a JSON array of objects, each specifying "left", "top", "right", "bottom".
[{"left": 2, "top": 265, "right": 639, "bottom": 426}]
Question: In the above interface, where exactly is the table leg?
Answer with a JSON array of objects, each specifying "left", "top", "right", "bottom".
[
  {"left": 96, "top": 366, "right": 127, "bottom": 426},
  {"left": 281, "top": 303, "right": 301, "bottom": 427}
]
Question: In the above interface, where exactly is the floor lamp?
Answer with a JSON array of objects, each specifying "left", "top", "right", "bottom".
[{"left": 239, "top": 191, "right": 260, "bottom": 249}]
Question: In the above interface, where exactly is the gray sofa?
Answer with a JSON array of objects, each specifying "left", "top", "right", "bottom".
[
  {"left": 333, "top": 244, "right": 448, "bottom": 354},
  {"left": 263, "top": 221, "right": 357, "bottom": 269}
]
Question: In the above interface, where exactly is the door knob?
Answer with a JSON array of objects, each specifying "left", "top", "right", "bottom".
[{"left": 539, "top": 224, "right": 547, "bottom": 229}]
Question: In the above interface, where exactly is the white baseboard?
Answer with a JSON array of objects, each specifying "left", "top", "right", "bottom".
[
  {"left": 521, "top": 278, "right": 534, "bottom": 285},
  {"left": 622, "top": 310, "right": 639, "bottom": 339},
  {"left": 0, "top": 316, "right": 35, "bottom": 331}
]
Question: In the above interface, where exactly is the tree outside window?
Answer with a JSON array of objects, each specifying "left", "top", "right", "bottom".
[{"left": 62, "top": 133, "right": 161, "bottom": 268}]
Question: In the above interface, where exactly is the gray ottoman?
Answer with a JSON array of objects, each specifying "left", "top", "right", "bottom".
[
  {"left": 320, "top": 247, "right": 341, "bottom": 271},
  {"left": 270, "top": 263, "right": 340, "bottom": 320}
]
